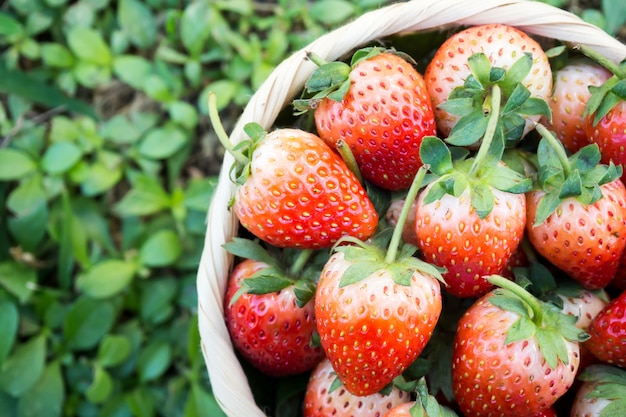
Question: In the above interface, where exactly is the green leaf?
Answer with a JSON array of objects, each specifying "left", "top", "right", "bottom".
[
  {"left": 168, "top": 101, "right": 198, "bottom": 130},
  {"left": 339, "top": 261, "right": 383, "bottom": 287},
  {"left": 0, "top": 148, "right": 37, "bottom": 180},
  {"left": 0, "top": 298, "right": 18, "bottom": 367},
  {"left": 184, "top": 384, "right": 227, "bottom": 417},
  {"left": 180, "top": 1, "right": 213, "bottom": 56},
  {"left": 469, "top": 182, "right": 494, "bottom": 219},
  {"left": 6, "top": 175, "right": 45, "bottom": 215},
  {"left": 603, "top": 0, "right": 626, "bottom": 35},
  {"left": 8, "top": 201, "right": 47, "bottom": 252},
  {"left": 559, "top": 170, "right": 583, "bottom": 199},
  {"left": 137, "top": 342, "right": 171, "bottom": 382},
  {"left": 0, "top": 13, "right": 23, "bottom": 37},
  {"left": 0, "top": 261, "right": 36, "bottom": 303},
  {"left": 446, "top": 110, "right": 489, "bottom": 147},
  {"left": 76, "top": 259, "right": 137, "bottom": 298},
  {"left": 66, "top": 26, "right": 111, "bottom": 66},
  {"left": 140, "top": 278, "right": 177, "bottom": 325},
  {"left": 85, "top": 365, "right": 112, "bottom": 404},
  {"left": 113, "top": 55, "right": 153, "bottom": 89},
  {"left": 222, "top": 237, "right": 276, "bottom": 265},
  {"left": 309, "top": 0, "right": 355, "bottom": 25},
  {"left": 63, "top": 296, "right": 116, "bottom": 351},
  {"left": 199, "top": 80, "right": 239, "bottom": 112},
  {"left": 42, "top": 141, "right": 82, "bottom": 174},
  {"left": 419, "top": 136, "right": 453, "bottom": 176},
  {"left": 467, "top": 52, "right": 491, "bottom": 87},
  {"left": 97, "top": 334, "right": 132, "bottom": 368},
  {"left": 241, "top": 273, "right": 293, "bottom": 295},
  {"left": 80, "top": 161, "right": 123, "bottom": 196},
  {"left": 40, "top": 43, "right": 74, "bottom": 68},
  {"left": 117, "top": 0, "right": 156, "bottom": 49},
  {"left": 16, "top": 361, "right": 64, "bottom": 417},
  {"left": 143, "top": 74, "right": 174, "bottom": 103},
  {"left": 305, "top": 61, "right": 351, "bottom": 93},
  {"left": 0, "top": 63, "right": 97, "bottom": 119},
  {"left": 138, "top": 125, "right": 188, "bottom": 159},
  {"left": 114, "top": 175, "right": 171, "bottom": 216},
  {"left": 504, "top": 316, "right": 536, "bottom": 344},
  {"left": 0, "top": 334, "right": 46, "bottom": 397},
  {"left": 600, "top": 400, "right": 626, "bottom": 417},
  {"left": 125, "top": 387, "right": 154, "bottom": 417},
  {"left": 500, "top": 53, "right": 533, "bottom": 93},
  {"left": 533, "top": 191, "right": 561, "bottom": 226},
  {"left": 139, "top": 229, "right": 182, "bottom": 267}
]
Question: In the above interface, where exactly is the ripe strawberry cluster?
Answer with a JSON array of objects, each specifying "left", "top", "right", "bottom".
[{"left": 213, "top": 23, "right": 626, "bottom": 417}]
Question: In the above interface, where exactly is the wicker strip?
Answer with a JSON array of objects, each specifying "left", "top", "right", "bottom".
[{"left": 196, "top": 0, "right": 626, "bottom": 415}]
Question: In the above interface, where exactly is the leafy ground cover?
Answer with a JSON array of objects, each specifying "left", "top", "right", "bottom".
[{"left": 0, "top": 0, "right": 624, "bottom": 416}]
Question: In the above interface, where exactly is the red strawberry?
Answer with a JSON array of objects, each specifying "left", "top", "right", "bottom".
[
  {"left": 525, "top": 124, "right": 626, "bottom": 290},
  {"left": 315, "top": 168, "right": 444, "bottom": 396},
  {"left": 414, "top": 96, "right": 531, "bottom": 298},
  {"left": 223, "top": 240, "right": 325, "bottom": 377},
  {"left": 585, "top": 101, "right": 626, "bottom": 182},
  {"left": 545, "top": 59, "right": 611, "bottom": 154},
  {"left": 452, "top": 276, "right": 586, "bottom": 417},
  {"left": 531, "top": 409, "right": 557, "bottom": 417},
  {"left": 586, "top": 289, "right": 626, "bottom": 368},
  {"left": 424, "top": 24, "right": 552, "bottom": 146},
  {"left": 581, "top": 48, "right": 626, "bottom": 182},
  {"left": 303, "top": 358, "right": 410, "bottom": 417},
  {"left": 571, "top": 364, "right": 626, "bottom": 417},
  {"left": 302, "top": 48, "right": 436, "bottom": 191},
  {"left": 209, "top": 94, "right": 379, "bottom": 249}
]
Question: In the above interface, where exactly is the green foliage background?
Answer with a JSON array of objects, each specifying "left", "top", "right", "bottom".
[{"left": 0, "top": 0, "right": 624, "bottom": 416}]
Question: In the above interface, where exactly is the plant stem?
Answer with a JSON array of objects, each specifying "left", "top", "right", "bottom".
[
  {"left": 336, "top": 139, "right": 363, "bottom": 183},
  {"left": 207, "top": 92, "right": 248, "bottom": 165},
  {"left": 385, "top": 165, "right": 428, "bottom": 263},
  {"left": 289, "top": 249, "right": 314, "bottom": 276},
  {"left": 305, "top": 51, "right": 328, "bottom": 67},
  {"left": 576, "top": 44, "right": 626, "bottom": 78},
  {"left": 535, "top": 123, "right": 571, "bottom": 177},
  {"left": 487, "top": 274, "right": 544, "bottom": 323},
  {"left": 469, "top": 84, "right": 502, "bottom": 178}
]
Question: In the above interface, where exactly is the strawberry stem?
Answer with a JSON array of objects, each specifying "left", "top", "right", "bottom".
[
  {"left": 469, "top": 84, "right": 501, "bottom": 178},
  {"left": 336, "top": 139, "right": 364, "bottom": 183},
  {"left": 207, "top": 92, "right": 248, "bottom": 165},
  {"left": 576, "top": 44, "right": 626, "bottom": 79},
  {"left": 487, "top": 274, "right": 544, "bottom": 323},
  {"left": 385, "top": 165, "right": 428, "bottom": 263},
  {"left": 535, "top": 122, "right": 571, "bottom": 177},
  {"left": 306, "top": 51, "right": 328, "bottom": 67},
  {"left": 289, "top": 249, "right": 314, "bottom": 276}
]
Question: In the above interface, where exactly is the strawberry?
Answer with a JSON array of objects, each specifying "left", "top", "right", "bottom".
[
  {"left": 424, "top": 24, "right": 552, "bottom": 147},
  {"left": 209, "top": 94, "right": 378, "bottom": 249},
  {"left": 544, "top": 59, "right": 611, "bottom": 154},
  {"left": 300, "top": 47, "right": 436, "bottom": 191},
  {"left": 315, "top": 168, "right": 444, "bottom": 396},
  {"left": 452, "top": 275, "right": 587, "bottom": 417},
  {"left": 571, "top": 364, "right": 626, "bottom": 417},
  {"left": 580, "top": 46, "right": 626, "bottom": 182},
  {"left": 530, "top": 409, "right": 557, "bottom": 417},
  {"left": 414, "top": 84, "right": 531, "bottom": 298},
  {"left": 303, "top": 357, "right": 410, "bottom": 417},
  {"left": 526, "top": 123, "right": 626, "bottom": 290},
  {"left": 223, "top": 239, "right": 325, "bottom": 377},
  {"left": 585, "top": 289, "right": 626, "bottom": 368}
]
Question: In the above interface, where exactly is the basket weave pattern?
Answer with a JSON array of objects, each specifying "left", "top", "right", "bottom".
[{"left": 196, "top": 1, "right": 626, "bottom": 415}]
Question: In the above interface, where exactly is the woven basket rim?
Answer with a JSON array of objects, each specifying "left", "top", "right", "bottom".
[{"left": 196, "top": 0, "right": 626, "bottom": 416}]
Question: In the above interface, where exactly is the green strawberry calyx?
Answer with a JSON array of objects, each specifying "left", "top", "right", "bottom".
[
  {"left": 439, "top": 52, "right": 551, "bottom": 148},
  {"left": 577, "top": 44, "right": 626, "bottom": 127},
  {"left": 208, "top": 92, "right": 265, "bottom": 187},
  {"left": 530, "top": 123, "right": 622, "bottom": 226},
  {"left": 293, "top": 46, "right": 415, "bottom": 112},
  {"left": 333, "top": 165, "right": 444, "bottom": 288},
  {"left": 420, "top": 84, "right": 532, "bottom": 218},
  {"left": 578, "top": 364, "right": 626, "bottom": 412},
  {"left": 223, "top": 237, "right": 325, "bottom": 307},
  {"left": 486, "top": 275, "right": 589, "bottom": 370}
]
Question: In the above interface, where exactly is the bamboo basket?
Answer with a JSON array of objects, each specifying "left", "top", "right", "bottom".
[{"left": 196, "top": 0, "right": 626, "bottom": 415}]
